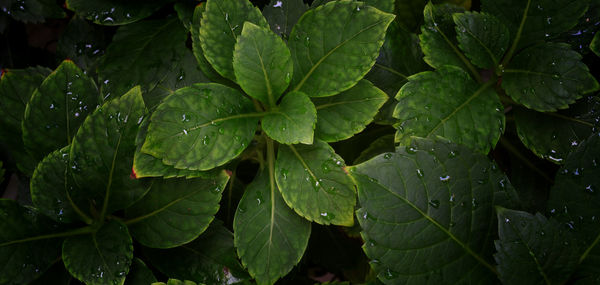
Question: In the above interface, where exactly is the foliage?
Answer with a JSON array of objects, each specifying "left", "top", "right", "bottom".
[{"left": 0, "top": 0, "right": 600, "bottom": 284}]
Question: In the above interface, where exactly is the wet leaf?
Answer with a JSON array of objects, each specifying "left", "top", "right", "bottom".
[
  {"left": 57, "top": 16, "right": 107, "bottom": 75},
  {"left": 454, "top": 11, "right": 509, "bottom": 69},
  {"left": 2, "top": 0, "right": 64, "bottom": 23},
  {"left": 262, "top": 91, "right": 317, "bottom": 144},
  {"left": 65, "top": 0, "right": 171, "bottom": 25},
  {"left": 262, "top": 0, "right": 308, "bottom": 39}
]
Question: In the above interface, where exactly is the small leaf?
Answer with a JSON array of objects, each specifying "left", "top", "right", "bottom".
[
  {"left": 313, "top": 80, "right": 387, "bottom": 142},
  {"left": 62, "top": 220, "right": 133, "bottom": 285},
  {"left": 394, "top": 66, "right": 504, "bottom": 153},
  {"left": 262, "top": 0, "right": 308, "bottom": 39},
  {"left": 275, "top": 140, "right": 356, "bottom": 226},
  {"left": 289, "top": 0, "right": 394, "bottom": 97},
  {"left": 262, "top": 91, "right": 317, "bottom": 144},
  {"left": 502, "top": 43, "right": 599, "bottom": 112},
  {"left": 125, "top": 172, "right": 229, "bottom": 248},
  {"left": 234, "top": 171, "right": 311, "bottom": 285},
  {"left": 454, "top": 11, "right": 509, "bottom": 69},
  {"left": 124, "top": 258, "right": 157, "bottom": 285},
  {"left": 199, "top": 0, "right": 269, "bottom": 81},
  {"left": 23, "top": 60, "right": 100, "bottom": 161},
  {"left": 65, "top": 0, "right": 171, "bottom": 25},
  {"left": 142, "top": 83, "right": 259, "bottom": 171},
  {"left": 233, "top": 21, "right": 293, "bottom": 106}
]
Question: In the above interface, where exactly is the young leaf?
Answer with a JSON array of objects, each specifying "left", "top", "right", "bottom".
[
  {"left": 394, "top": 66, "right": 504, "bottom": 153},
  {"left": 262, "top": 91, "right": 317, "bottom": 144},
  {"left": 233, "top": 22, "right": 293, "bottom": 106},
  {"left": 124, "top": 258, "right": 157, "bottom": 285},
  {"left": 0, "top": 199, "right": 62, "bottom": 285},
  {"left": 289, "top": 0, "right": 395, "bottom": 97},
  {"left": 502, "top": 43, "right": 599, "bottom": 112},
  {"left": 234, "top": 171, "right": 311, "bottom": 285},
  {"left": 65, "top": 0, "right": 171, "bottom": 25},
  {"left": 23, "top": 60, "right": 100, "bottom": 161},
  {"left": 275, "top": 140, "right": 356, "bottom": 226},
  {"left": 494, "top": 208, "right": 580, "bottom": 285},
  {"left": 125, "top": 172, "right": 229, "bottom": 248},
  {"left": 313, "top": 80, "right": 387, "bottom": 142},
  {"left": 453, "top": 11, "right": 509, "bottom": 69},
  {"left": 69, "top": 86, "right": 147, "bottom": 216},
  {"left": 62, "top": 220, "right": 133, "bottom": 285},
  {"left": 199, "top": 0, "right": 269, "bottom": 81},
  {"left": 262, "top": 0, "right": 308, "bottom": 39},
  {"left": 349, "top": 138, "right": 517, "bottom": 283},
  {"left": 142, "top": 83, "right": 260, "bottom": 171}
]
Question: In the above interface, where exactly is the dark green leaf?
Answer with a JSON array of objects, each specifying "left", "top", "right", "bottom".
[
  {"left": 199, "top": 0, "right": 269, "bottom": 81},
  {"left": 124, "top": 258, "right": 157, "bottom": 285},
  {"left": 57, "top": 16, "right": 107, "bottom": 75},
  {"left": 234, "top": 171, "right": 311, "bottom": 285},
  {"left": 262, "top": 91, "right": 317, "bottom": 144},
  {"left": 275, "top": 140, "right": 356, "bottom": 226},
  {"left": 592, "top": 31, "right": 600, "bottom": 57},
  {"left": 502, "top": 43, "right": 599, "bottom": 112},
  {"left": 174, "top": 1, "right": 196, "bottom": 30},
  {"left": 65, "top": 0, "right": 171, "bottom": 25},
  {"left": 313, "top": 80, "right": 387, "bottom": 142},
  {"left": 289, "top": 0, "right": 394, "bottom": 97},
  {"left": 393, "top": 0, "right": 427, "bottom": 32},
  {"left": 233, "top": 22, "right": 293, "bottom": 106},
  {"left": 454, "top": 11, "right": 509, "bottom": 69},
  {"left": 394, "top": 66, "right": 504, "bottom": 153},
  {"left": 353, "top": 134, "right": 395, "bottom": 164},
  {"left": 349, "top": 138, "right": 517, "bottom": 283},
  {"left": 23, "top": 60, "right": 100, "bottom": 161},
  {"left": 62, "top": 220, "right": 133, "bottom": 285},
  {"left": 2, "top": 0, "right": 64, "bottom": 23},
  {"left": 262, "top": 0, "right": 308, "bottom": 39}
]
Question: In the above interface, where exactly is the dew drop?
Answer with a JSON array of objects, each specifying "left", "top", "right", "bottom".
[
  {"left": 405, "top": 146, "right": 417, "bottom": 154},
  {"left": 416, "top": 169, "right": 424, "bottom": 177},
  {"left": 439, "top": 175, "right": 450, "bottom": 182},
  {"left": 383, "top": 153, "right": 393, "bottom": 160},
  {"left": 428, "top": 199, "right": 440, "bottom": 209},
  {"left": 586, "top": 184, "right": 596, "bottom": 194}
]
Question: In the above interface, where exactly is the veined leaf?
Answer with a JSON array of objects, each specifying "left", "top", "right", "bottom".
[
  {"left": 502, "top": 43, "right": 599, "bottom": 112},
  {"left": 262, "top": 91, "right": 317, "bottom": 144},
  {"left": 62, "top": 220, "right": 133, "bottom": 285},
  {"left": 289, "top": 0, "right": 394, "bottom": 97},
  {"left": 234, "top": 171, "right": 311, "bottom": 285},
  {"left": 233, "top": 22, "right": 293, "bottom": 106},
  {"left": 57, "top": 16, "right": 107, "bottom": 75},
  {"left": 23, "top": 60, "right": 100, "bottom": 161},
  {"left": 65, "top": 0, "right": 171, "bottom": 25},
  {"left": 494, "top": 208, "right": 580, "bottom": 285},
  {"left": 275, "top": 140, "right": 356, "bottom": 226},
  {"left": 199, "top": 0, "right": 269, "bottom": 81},
  {"left": 125, "top": 172, "right": 229, "bottom": 248},
  {"left": 349, "top": 138, "right": 518, "bottom": 284},
  {"left": 142, "top": 83, "right": 259, "bottom": 171},
  {"left": 313, "top": 80, "right": 387, "bottom": 142},
  {"left": 454, "top": 11, "right": 509, "bottom": 69},
  {"left": 311, "top": 0, "right": 394, "bottom": 13},
  {"left": 394, "top": 66, "right": 504, "bottom": 153},
  {"left": 124, "top": 258, "right": 157, "bottom": 285},
  {"left": 262, "top": 0, "right": 308, "bottom": 39}
]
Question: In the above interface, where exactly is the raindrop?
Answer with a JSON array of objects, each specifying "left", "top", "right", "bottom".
[
  {"left": 471, "top": 198, "right": 478, "bottom": 209},
  {"left": 273, "top": 0, "right": 283, "bottom": 7},
  {"left": 225, "top": 13, "right": 229, "bottom": 21},
  {"left": 439, "top": 175, "right": 450, "bottom": 182},
  {"left": 405, "top": 146, "right": 418, "bottom": 154},
  {"left": 504, "top": 218, "right": 510, "bottom": 223},
  {"left": 280, "top": 168, "right": 288, "bottom": 180},
  {"left": 416, "top": 169, "right": 424, "bottom": 177},
  {"left": 448, "top": 150, "right": 457, "bottom": 158},
  {"left": 428, "top": 199, "right": 440, "bottom": 209},
  {"left": 285, "top": 72, "right": 291, "bottom": 84},
  {"left": 383, "top": 153, "right": 393, "bottom": 160},
  {"left": 304, "top": 36, "right": 310, "bottom": 47},
  {"left": 586, "top": 184, "right": 596, "bottom": 194},
  {"left": 74, "top": 112, "right": 80, "bottom": 117},
  {"left": 546, "top": 17, "right": 552, "bottom": 25},
  {"left": 103, "top": 17, "right": 114, "bottom": 24},
  {"left": 356, "top": 6, "right": 361, "bottom": 11},
  {"left": 49, "top": 103, "right": 55, "bottom": 109},
  {"left": 182, "top": 129, "right": 188, "bottom": 135},
  {"left": 203, "top": 135, "right": 210, "bottom": 145},
  {"left": 218, "top": 127, "right": 225, "bottom": 134}
]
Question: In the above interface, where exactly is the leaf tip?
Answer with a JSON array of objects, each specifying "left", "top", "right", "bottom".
[{"left": 130, "top": 167, "right": 137, "bottom": 179}]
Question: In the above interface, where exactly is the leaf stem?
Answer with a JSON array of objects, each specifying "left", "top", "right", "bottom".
[
  {"left": 499, "top": 0, "right": 531, "bottom": 69},
  {"left": 579, "top": 233, "right": 600, "bottom": 264},
  {"left": 266, "top": 137, "right": 277, "bottom": 246},
  {"left": 0, "top": 225, "right": 94, "bottom": 247},
  {"left": 99, "top": 134, "right": 123, "bottom": 221},
  {"left": 498, "top": 138, "right": 553, "bottom": 183},
  {"left": 65, "top": 185, "right": 93, "bottom": 225}
]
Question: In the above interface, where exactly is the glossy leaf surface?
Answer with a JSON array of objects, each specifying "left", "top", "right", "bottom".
[
  {"left": 65, "top": 0, "right": 170, "bottom": 25},
  {"left": 454, "top": 11, "right": 509, "bottom": 69},
  {"left": 262, "top": 0, "right": 308, "bottom": 39},
  {"left": 191, "top": 3, "right": 231, "bottom": 85},
  {"left": 262, "top": 91, "right": 317, "bottom": 144}
]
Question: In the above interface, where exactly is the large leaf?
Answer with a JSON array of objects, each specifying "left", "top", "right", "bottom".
[
  {"left": 191, "top": 3, "right": 231, "bottom": 85},
  {"left": 514, "top": 95, "right": 600, "bottom": 164},
  {"left": 233, "top": 22, "right": 293, "bottom": 106},
  {"left": 502, "top": 43, "right": 599, "bottom": 112},
  {"left": 65, "top": 0, "right": 171, "bottom": 25},
  {"left": 57, "top": 16, "right": 108, "bottom": 75},
  {"left": 23, "top": 60, "right": 100, "bottom": 161},
  {"left": 62, "top": 220, "right": 133, "bottom": 285},
  {"left": 199, "top": 0, "right": 269, "bottom": 81},
  {"left": 349, "top": 138, "right": 517, "bottom": 284},
  {"left": 289, "top": 0, "right": 394, "bottom": 97},
  {"left": 234, "top": 171, "right": 311, "bottom": 285},
  {"left": 125, "top": 172, "right": 229, "bottom": 248},
  {"left": 69, "top": 86, "right": 147, "bottom": 216},
  {"left": 142, "top": 83, "right": 259, "bottom": 171},
  {"left": 453, "top": 11, "right": 509, "bottom": 69},
  {"left": 262, "top": 0, "right": 308, "bottom": 39},
  {"left": 275, "top": 140, "right": 356, "bottom": 226},
  {"left": 262, "top": 91, "right": 317, "bottom": 144},
  {"left": 313, "top": 80, "right": 387, "bottom": 142},
  {"left": 394, "top": 66, "right": 504, "bottom": 153},
  {"left": 494, "top": 208, "right": 580, "bottom": 285},
  {"left": 0, "top": 199, "right": 62, "bottom": 285},
  {"left": 1, "top": 0, "right": 64, "bottom": 23}
]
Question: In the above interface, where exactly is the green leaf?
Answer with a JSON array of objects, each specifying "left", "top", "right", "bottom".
[
  {"left": 275, "top": 140, "right": 356, "bottom": 226},
  {"left": 65, "top": 0, "right": 171, "bottom": 25},
  {"left": 23, "top": 60, "right": 100, "bottom": 161},
  {"left": 349, "top": 138, "right": 518, "bottom": 283},
  {"left": 124, "top": 258, "right": 157, "bottom": 285},
  {"left": 98, "top": 17, "right": 188, "bottom": 102},
  {"left": 592, "top": 31, "right": 600, "bottom": 57},
  {"left": 234, "top": 171, "right": 311, "bottom": 285},
  {"left": 494, "top": 208, "right": 580, "bottom": 285},
  {"left": 174, "top": 1, "right": 196, "bottom": 30},
  {"left": 313, "top": 80, "right": 387, "bottom": 142},
  {"left": 393, "top": 0, "right": 427, "bottom": 32},
  {"left": 233, "top": 22, "right": 293, "bottom": 106},
  {"left": 514, "top": 95, "right": 600, "bottom": 164},
  {"left": 0, "top": 199, "right": 62, "bottom": 285},
  {"left": 262, "top": 0, "right": 308, "bottom": 39},
  {"left": 502, "top": 43, "right": 599, "bottom": 112},
  {"left": 62, "top": 220, "right": 133, "bottom": 285},
  {"left": 262, "top": 91, "right": 317, "bottom": 144},
  {"left": 199, "top": 0, "right": 269, "bottom": 81},
  {"left": 2, "top": 0, "right": 65, "bottom": 23},
  {"left": 125, "top": 172, "right": 229, "bottom": 248},
  {"left": 482, "top": 0, "right": 589, "bottom": 50},
  {"left": 142, "top": 83, "right": 259, "bottom": 171},
  {"left": 453, "top": 11, "right": 509, "bottom": 69},
  {"left": 289, "top": 0, "right": 394, "bottom": 97},
  {"left": 69, "top": 86, "right": 147, "bottom": 216},
  {"left": 393, "top": 66, "right": 504, "bottom": 153},
  {"left": 57, "top": 16, "right": 108, "bottom": 75}
]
